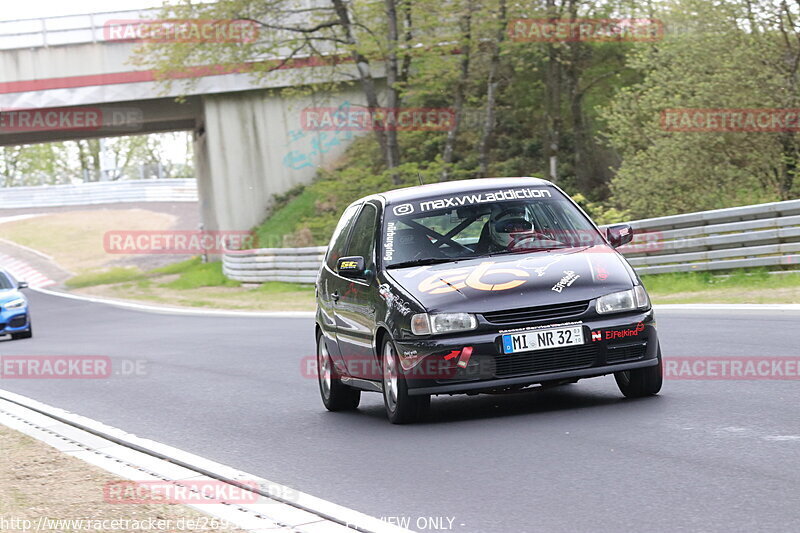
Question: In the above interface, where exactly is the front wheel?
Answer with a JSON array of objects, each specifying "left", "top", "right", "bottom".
[
  {"left": 317, "top": 332, "right": 360, "bottom": 411},
  {"left": 382, "top": 338, "right": 430, "bottom": 424},
  {"left": 615, "top": 348, "right": 663, "bottom": 398}
]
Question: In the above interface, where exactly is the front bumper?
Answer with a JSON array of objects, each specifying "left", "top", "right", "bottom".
[
  {"left": 394, "top": 309, "right": 659, "bottom": 396},
  {"left": 0, "top": 309, "right": 29, "bottom": 334}
]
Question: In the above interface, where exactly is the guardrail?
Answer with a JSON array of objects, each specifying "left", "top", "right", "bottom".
[
  {"left": 222, "top": 199, "right": 800, "bottom": 283},
  {"left": 0, "top": 179, "right": 198, "bottom": 208},
  {"left": 617, "top": 198, "right": 800, "bottom": 274},
  {"left": 222, "top": 246, "right": 326, "bottom": 284}
]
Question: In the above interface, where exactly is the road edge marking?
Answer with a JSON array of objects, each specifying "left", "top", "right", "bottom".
[
  {"left": 654, "top": 303, "right": 800, "bottom": 311},
  {"left": 0, "top": 388, "right": 410, "bottom": 533},
  {"left": 31, "top": 286, "right": 316, "bottom": 318}
]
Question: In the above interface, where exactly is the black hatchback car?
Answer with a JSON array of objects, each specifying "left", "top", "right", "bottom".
[{"left": 315, "top": 177, "right": 662, "bottom": 423}]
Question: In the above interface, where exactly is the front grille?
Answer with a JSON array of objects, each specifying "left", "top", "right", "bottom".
[
  {"left": 494, "top": 344, "right": 598, "bottom": 377},
  {"left": 483, "top": 300, "right": 590, "bottom": 326},
  {"left": 8, "top": 315, "right": 27, "bottom": 328},
  {"left": 607, "top": 342, "right": 647, "bottom": 363}
]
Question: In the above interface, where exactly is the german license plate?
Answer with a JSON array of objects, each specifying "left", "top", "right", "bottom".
[{"left": 502, "top": 326, "right": 584, "bottom": 354}]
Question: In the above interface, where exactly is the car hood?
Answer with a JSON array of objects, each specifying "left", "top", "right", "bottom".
[
  {"left": 0, "top": 288, "right": 25, "bottom": 305},
  {"left": 385, "top": 245, "right": 635, "bottom": 313}
]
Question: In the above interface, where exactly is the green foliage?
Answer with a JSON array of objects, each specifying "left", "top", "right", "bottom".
[
  {"left": 254, "top": 187, "right": 320, "bottom": 248},
  {"left": 159, "top": 261, "right": 241, "bottom": 289},
  {"left": 600, "top": 0, "right": 800, "bottom": 217},
  {"left": 150, "top": 257, "right": 203, "bottom": 275},
  {"left": 572, "top": 193, "right": 630, "bottom": 225},
  {"left": 134, "top": 0, "right": 800, "bottom": 238}
]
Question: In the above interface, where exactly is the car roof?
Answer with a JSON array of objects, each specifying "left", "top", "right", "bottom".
[{"left": 375, "top": 177, "right": 553, "bottom": 204}]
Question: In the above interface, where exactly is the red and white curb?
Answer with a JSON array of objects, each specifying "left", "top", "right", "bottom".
[{"left": 0, "top": 252, "right": 56, "bottom": 289}]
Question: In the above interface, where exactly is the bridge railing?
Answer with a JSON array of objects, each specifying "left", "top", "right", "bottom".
[
  {"left": 0, "top": 9, "right": 158, "bottom": 50},
  {"left": 0, "top": 179, "right": 198, "bottom": 208},
  {"left": 221, "top": 199, "right": 800, "bottom": 284}
]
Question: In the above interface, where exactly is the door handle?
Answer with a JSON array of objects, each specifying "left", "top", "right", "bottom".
[{"left": 331, "top": 291, "right": 340, "bottom": 302}]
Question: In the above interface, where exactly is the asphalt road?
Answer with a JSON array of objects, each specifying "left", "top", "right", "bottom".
[{"left": 2, "top": 291, "right": 799, "bottom": 532}]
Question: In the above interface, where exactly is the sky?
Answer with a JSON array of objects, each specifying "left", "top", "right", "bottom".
[{"left": 0, "top": 0, "right": 166, "bottom": 21}]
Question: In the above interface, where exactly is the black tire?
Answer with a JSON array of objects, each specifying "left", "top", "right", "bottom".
[
  {"left": 11, "top": 325, "right": 32, "bottom": 340},
  {"left": 316, "top": 331, "right": 360, "bottom": 411},
  {"left": 615, "top": 347, "right": 663, "bottom": 398},
  {"left": 381, "top": 337, "right": 430, "bottom": 424}
]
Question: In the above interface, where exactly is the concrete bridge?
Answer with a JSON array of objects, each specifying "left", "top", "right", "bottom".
[{"left": 0, "top": 9, "right": 362, "bottom": 231}]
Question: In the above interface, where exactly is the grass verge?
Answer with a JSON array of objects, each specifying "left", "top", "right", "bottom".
[
  {"left": 0, "top": 209, "right": 175, "bottom": 273},
  {"left": 643, "top": 269, "right": 800, "bottom": 304},
  {"left": 67, "top": 257, "right": 316, "bottom": 311}
]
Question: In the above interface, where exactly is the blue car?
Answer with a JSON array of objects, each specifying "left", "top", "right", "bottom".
[{"left": 0, "top": 268, "right": 32, "bottom": 340}]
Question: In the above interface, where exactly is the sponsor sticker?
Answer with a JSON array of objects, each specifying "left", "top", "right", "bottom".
[
  {"left": 551, "top": 270, "right": 580, "bottom": 293},
  {"left": 378, "top": 283, "right": 412, "bottom": 316},
  {"left": 384, "top": 221, "right": 397, "bottom": 261},
  {"left": 393, "top": 203, "right": 414, "bottom": 216},
  {"left": 417, "top": 261, "right": 530, "bottom": 294},
  {"left": 418, "top": 188, "right": 552, "bottom": 213}
]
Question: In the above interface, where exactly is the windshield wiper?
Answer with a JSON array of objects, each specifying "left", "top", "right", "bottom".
[{"left": 386, "top": 257, "right": 457, "bottom": 269}]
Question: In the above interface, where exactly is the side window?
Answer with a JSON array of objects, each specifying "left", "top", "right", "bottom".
[
  {"left": 326, "top": 204, "right": 361, "bottom": 269},
  {"left": 344, "top": 204, "right": 378, "bottom": 269}
]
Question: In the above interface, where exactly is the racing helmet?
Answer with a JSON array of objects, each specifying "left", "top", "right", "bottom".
[{"left": 488, "top": 205, "right": 534, "bottom": 249}]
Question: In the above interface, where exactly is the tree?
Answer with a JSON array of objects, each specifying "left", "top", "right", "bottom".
[{"left": 601, "top": 0, "right": 800, "bottom": 217}]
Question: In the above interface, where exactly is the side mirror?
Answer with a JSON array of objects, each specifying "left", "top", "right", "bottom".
[
  {"left": 606, "top": 224, "right": 633, "bottom": 248},
  {"left": 336, "top": 256, "right": 366, "bottom": 278},
  {"left": 17, "top": 281, "right": 28, "bottom": 289}
]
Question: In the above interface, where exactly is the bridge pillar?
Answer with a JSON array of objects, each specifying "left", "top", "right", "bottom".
[{"left": 193, "top": 88, "right": 361, "bottom": 235}]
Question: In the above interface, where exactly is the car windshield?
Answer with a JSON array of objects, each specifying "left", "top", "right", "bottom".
[
  {"left": 382, "top": 185, "right": 604, "bottom": 268},
  {"left": 0, "top": 272, "right": 14, "bottom": 290}
]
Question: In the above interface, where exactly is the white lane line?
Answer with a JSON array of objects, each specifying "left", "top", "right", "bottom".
[
  {"left": 33, "top": 286, "right": 315, "bottom": 318},
  {"left": 0, "top": 253, "right": 56, "bottom": 288},
  {"left": 655, "top": 304, "right": 800, "bottom": 311},
  {"left": 0, "top": 389, "right": 411, "bottom": 533},
  {"left": 0, "top": 214, "right": 42, "bottom": 225}
]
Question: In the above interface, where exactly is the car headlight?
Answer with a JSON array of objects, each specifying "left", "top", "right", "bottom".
[
  {"left": 411, "top": 313, "right": 477, "bottom": 335},
  {"left": 3, "top": 298, "right": 26, "bottom": 310},
  {"left": 595, "top": 286, "right": 650, "bottom": 314}
]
